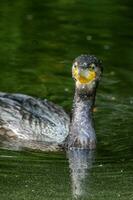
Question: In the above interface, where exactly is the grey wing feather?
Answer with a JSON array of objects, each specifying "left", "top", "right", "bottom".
[{"left": 0, "top": 93, "right": 70, "bottom": 145}]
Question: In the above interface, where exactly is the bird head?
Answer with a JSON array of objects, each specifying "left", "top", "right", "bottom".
[{"left": 72, "top": 55, "right": 103, "bottom": 94}]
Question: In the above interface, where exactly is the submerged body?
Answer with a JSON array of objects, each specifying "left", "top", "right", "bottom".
[{"left": 0, "top": 55, "right": 102, "bottom": 151}]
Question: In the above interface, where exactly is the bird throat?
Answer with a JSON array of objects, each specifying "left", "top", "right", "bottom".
[{"left": 68, "top": 88, "right": 96, "bottom": 149}]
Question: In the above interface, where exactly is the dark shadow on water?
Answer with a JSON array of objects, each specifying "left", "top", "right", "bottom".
[{"left": 67, "top": 148, "right": 95, "bottom": 199}]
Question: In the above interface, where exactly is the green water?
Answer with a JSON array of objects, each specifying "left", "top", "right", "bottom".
[{"left": 0, "top": 0, "right": 133, "bottom": 199}]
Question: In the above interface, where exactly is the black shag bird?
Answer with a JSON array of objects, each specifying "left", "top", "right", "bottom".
[{"left": 0, "top": 55, "right": 102, "bottom": 151}]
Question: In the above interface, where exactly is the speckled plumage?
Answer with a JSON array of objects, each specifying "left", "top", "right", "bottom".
[
  {"left": 0, "top": 93, "right": 70, "bottom": 150},
  {"left": 73, "top": 54, "right": 102, "bottom": 69}
]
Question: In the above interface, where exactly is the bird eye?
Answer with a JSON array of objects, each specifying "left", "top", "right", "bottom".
[
  {"left": 89, "top": 64, "right": 96, "bottom": 70},
  {"left": 73, "top": 62, "right": 78, "bottom": 68}
]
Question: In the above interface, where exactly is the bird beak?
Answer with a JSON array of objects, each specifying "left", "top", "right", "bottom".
[{"left": 73, "top": 68, "right": 96, "bottom": 84}]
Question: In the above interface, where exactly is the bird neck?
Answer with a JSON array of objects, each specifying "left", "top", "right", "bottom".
[
  {"left": 69, "top": 87, "right": 96, "bottom": 148},
  {"left": 72, "top": 90, "right": 95, "bottom": 125}
]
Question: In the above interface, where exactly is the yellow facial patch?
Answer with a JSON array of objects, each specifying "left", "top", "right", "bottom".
[{"left": 73, "top": 67, "right": 96, "bottom": 84}]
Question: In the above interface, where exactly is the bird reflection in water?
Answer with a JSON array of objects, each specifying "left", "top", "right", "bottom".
[{"left": 67, "top": 148, "right": 95, "bottom": 199}]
